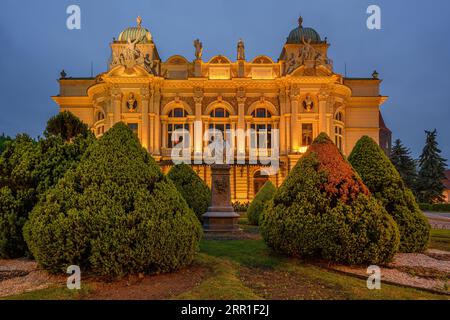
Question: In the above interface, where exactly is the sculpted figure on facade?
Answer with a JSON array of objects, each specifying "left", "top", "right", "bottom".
[
  {"left": 194, "top": 39, "right": 203, "bottom": 60},
  {"left": 303, "top": 95, "right": 314, "bottom": 112},
  {"left": 237, "top": 39, "right": 245, "bottom": 60},
  {"left": 127, "top": 92, "right": 138, "bottom": 112}
]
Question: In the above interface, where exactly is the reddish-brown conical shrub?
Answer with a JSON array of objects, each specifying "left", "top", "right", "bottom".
[{"left": 260, "top": 133, "right": 400, "bottom": 265}]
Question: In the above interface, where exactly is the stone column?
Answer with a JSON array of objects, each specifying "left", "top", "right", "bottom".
[
  {"left": 194, "top": 88, "right": 203, "bottom": 156},
  {"left": 161, "top": 119, "right": 167, "bottom": 150},
  {"left": 149, "top": 114, "right": 155, "bottom": 153},
  {"left": 285, "top": 115, "right": 291, "bottom": 152},
  {"left": 278, "top": 89, "right": 287, "bottom": 155},
  {"left": 153, "top": 87, "right": 161, "bottom": 155},
  {"left": 318, "top": 89, "right": 329, "bottom": 134},
  {"left": 140, "top": 86, "right": 151, "bottom": 151},
  {"left": 290, "top": 86, "right": 300, "bottom": 152},
  {"left": 111, "top": 86, "right": 122, "bottom": 125},
  {"left": 236, "top": 88, "right": 246, "bottom": 158}
]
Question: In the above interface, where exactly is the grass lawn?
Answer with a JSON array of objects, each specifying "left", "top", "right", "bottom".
[
  {"left": 6, "top": 237, "right": 448, "bottom": 300},
  {"left": 430, "top": 229, "right": 450, "bottom": 251}
]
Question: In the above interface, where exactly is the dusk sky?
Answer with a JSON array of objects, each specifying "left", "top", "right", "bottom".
[{"left": 0, "top": 0, "right": 449, "bottom": 161}]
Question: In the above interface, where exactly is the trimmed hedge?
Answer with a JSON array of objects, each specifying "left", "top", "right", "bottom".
[
  {"left": 167, "top": 163, "right": 211, "bottom": 221},
  {"left": 349, "top": 136, "right": 430, "bottom": 253},
  {"left": 24, "top": 123, "right": 202, "bottom": 277},
  {"left": 419, "top": 203, "right": 450, "bottom": 212},
  {"left": 260, "top": 133, "right": 399, "bottom": 265},
  {"left": 247, "top": 181, "right": 276, "bottom": 225}
]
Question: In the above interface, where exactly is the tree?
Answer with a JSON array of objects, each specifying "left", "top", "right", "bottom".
[
  {"left": 24, "top": 123, "right": 202, "bottom": 277},
  {"left": 390, "top": 139, "right": 418, "bottom": 191},
  {"left": 0, "top": 134, "right": 11, "bottom": 154},
  {"left": 349, "top": 136, "right": 430, "bottom": 252},
  {"left": 0, "top": 134, "right": 91, "bottom": 258},
  {"left": 260, "top": 133, "right": 399, "bottom": 265},
  {"left": 417, "top": 130, "right": 448, "bottom": 203},
  {"left": 167, "top": 163, "right": 211, "bottom": 221},
  {"left": 247, "top": 181, "right": 276, "bottom": 225},
  {"left": 44, "top": 111, "right": 90, "bottom": 142}
]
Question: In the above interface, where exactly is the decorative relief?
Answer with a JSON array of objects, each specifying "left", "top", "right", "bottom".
[
  {"left": 111, "top": 85, "right": 122, "bottom": 101},
  {"left": 126, "top": 93, "right": 138, "bottom": 112},
  {"left": 236, "top": 87, "right": 246, "bottom": 104},
  {"left": 194, "top": 87, "right": 204, "bottom": 104},
  {"left": 302, "top": 95, "right": 314, "bottom": 112},
  {"left": 284, "top": 37, "right": 333, "bottom": 75},
  {"left": 140, "top": 86, "right": 151, "bottom": 101}
]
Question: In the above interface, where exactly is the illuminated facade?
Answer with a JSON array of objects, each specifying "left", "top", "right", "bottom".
[{"left": 53, "top": 17, "right": 391, "bottom": 202}]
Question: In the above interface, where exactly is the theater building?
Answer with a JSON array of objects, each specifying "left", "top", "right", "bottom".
[{"left": 52, "top": 16, "right": 391, "bottom": 202}]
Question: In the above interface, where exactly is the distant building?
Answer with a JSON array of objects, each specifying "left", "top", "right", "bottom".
[
  {"left": 443, "top": 170, "right": 450, "bottom": 203},
  {"left": 52, "top": 16, "right": 391, "bottom": 201},
  {"left": 379, "top": 111, "right": 392, "bottom": 156}
]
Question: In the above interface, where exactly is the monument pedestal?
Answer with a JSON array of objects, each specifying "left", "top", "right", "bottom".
[{"left": 202, "top": 164, "right": 241, "bottom": 233}]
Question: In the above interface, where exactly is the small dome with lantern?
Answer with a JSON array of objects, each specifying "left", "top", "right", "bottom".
[
  {"left": 118, "top": 16, "right": 152, "bottom": 43},
  {"left": 286, "top": 16, "right": 321, "bottom": 44}
]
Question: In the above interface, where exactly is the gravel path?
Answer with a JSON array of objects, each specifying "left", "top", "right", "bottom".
[
  {"left": 0, "top": 259, "right": 63, "bottom": 298},
  {"left": 331, "top": 250, "right": 450, "bottom": 294}
]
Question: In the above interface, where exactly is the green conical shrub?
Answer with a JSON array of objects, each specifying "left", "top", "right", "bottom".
[
  {"left": 247, "top": 181, "right": 276, "bottom": 225},
  {"left": 167, "top": 163, "right": 211, "bottom": 221},
  {"left": 0, "top": 133, "right": 91, "bottom": 258},
  {"left": 24, "top": 123, "right": 202, "bottom": 277},
  {"left": 260, "top": 133, "right": 399, "bottom": 265},
  {"left": 349, "top": 136, "right": 430, "bottom": 252}
]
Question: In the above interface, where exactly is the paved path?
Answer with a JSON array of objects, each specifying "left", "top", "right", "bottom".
[{"left": 423, "top": 212, "right": 450, "bottom": 230}]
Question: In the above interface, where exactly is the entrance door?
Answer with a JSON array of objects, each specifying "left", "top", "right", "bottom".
[{"left": 253, "top": 170, "right": 269, "bottom": 196}]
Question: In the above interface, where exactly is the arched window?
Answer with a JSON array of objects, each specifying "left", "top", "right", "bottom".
[
  {"left": 251, "top": 108, "right": 272, "bottom": 118},
  {"left": 334, "top": 126, "right": 344, "bottom": 151},
  {"left": 334, "top": 112, "right": 344, "bottom": 151},
  {"left": 96, "top": 125, "right": 105, "bottom": 136},
  {"left": 169, "top": 108, "right": 187, "bottom": 118},
  {"left": 167, "top": 108, "right": 188, "bottom": 148},
  {"left": 208, "top": 107, "right": 231, "bottom": 143},
  {"left": 210, "top": 108, "right": 230, "bottom": 118},
  {"left": 250, "top": 108, "right": 273, "bottom": 149},
  {"left": 96, "top": 111, "right": 105, "bottom": 122}
]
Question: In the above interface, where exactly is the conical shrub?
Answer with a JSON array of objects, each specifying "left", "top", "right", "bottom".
[
  {"left": 167, "top": 163, "right": 211, "bottom": 221},
  {"left": 348, "top": 136, "right": 430, "bottom": 252},
  {"left": 24, "top": 123, "right": 202, "bottom": 277},
  {"left": 260, "top": 133, "right": 399, "bottom": 265},
  {"left": 247, "top": 181, "right": 276, "bottom": 225}
]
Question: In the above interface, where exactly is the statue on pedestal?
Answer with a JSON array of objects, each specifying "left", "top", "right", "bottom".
[
  {"left": 194, "top": 39, "right": 203, "bottom": 60},
  {"left": 237, "top": 39, "right": 245, "bottom": 60}
]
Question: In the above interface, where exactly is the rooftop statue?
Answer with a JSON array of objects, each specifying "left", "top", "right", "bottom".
[
  {"left": 194, "top": 39, "right": 203, "bottom": 60},
  {"left": 237, "top": 39, "right": 245, "bottom": 60}
]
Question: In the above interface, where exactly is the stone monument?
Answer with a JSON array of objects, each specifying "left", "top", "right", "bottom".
[{"left": 202, "top": 164, "right": 240, "bottom": 232}]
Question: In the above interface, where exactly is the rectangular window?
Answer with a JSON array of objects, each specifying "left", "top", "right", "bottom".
[{"left": 302, "top": 123, "right": 313, "bottom": 146}]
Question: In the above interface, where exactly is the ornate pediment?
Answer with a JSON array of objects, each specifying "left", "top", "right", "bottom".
[
  {"left": 289, "top": 64, "right": 333, "bottom": 77},
  {"left": 106, "top": 64, "right": 151, "bottom": 78}
]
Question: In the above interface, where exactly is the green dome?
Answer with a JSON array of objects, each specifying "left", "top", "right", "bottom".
[
  {"left": 118, "top": 26, "right": 152, "bottom": 43},
  {"left": 286, "top": 16, "right": 321, "bottom": 44}
]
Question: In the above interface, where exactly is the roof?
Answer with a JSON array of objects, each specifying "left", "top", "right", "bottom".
[{"left": 379, "top": 111, "right": 391, "bottom": 133}]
